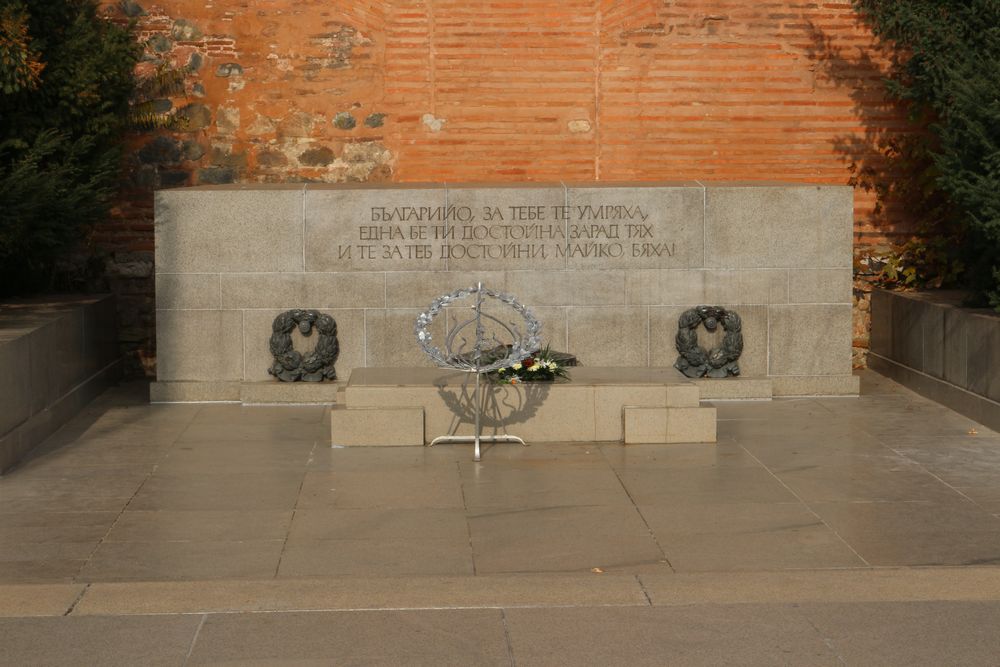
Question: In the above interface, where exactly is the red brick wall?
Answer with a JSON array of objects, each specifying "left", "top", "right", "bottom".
[{"left": 101, "top": 0, "right": 908, "bottom": 374}]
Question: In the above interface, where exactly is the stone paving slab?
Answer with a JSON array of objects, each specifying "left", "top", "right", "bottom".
[{"left": 3, "top": 371, "right": 1000, "bottom": 663}]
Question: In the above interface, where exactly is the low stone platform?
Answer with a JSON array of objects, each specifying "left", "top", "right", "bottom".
[{"left": 330, "top": 367, "right": 716, "bottom": 446}]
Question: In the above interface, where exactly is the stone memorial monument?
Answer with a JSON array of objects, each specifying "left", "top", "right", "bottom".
[{"left": 152, "top": 181, "right": 857, "bottom": 408}]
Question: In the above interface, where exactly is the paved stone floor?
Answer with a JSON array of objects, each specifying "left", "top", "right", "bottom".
[{"left": 3, "top": 371, "right": 1000, "bottom": 664}]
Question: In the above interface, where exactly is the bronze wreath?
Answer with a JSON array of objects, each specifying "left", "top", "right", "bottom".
[
  {"left": 674, "top": 305, "right": 743, "bottom": 378},
  {"left": 268, "top": 309, "right": 339, "bottom": 382}
]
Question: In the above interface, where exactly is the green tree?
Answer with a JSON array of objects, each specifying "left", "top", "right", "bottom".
[
  {"left": 854, "top": 0, "right": 1000, "bottom": 308},
  {"left": 0, "top": 0, "right": 139, "bottom": 295}
]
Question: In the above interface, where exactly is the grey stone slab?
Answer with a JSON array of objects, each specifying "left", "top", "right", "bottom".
[
  {"left": 78, "top": 539, "right": 286, "bottom": 581},
  {"left": 28, "top": 311, "right": 85, "bottom": 412},
  {"left": 305, "top": 186, "right": 449, "bottom": 272},
  {"left": 155, "top": 309, "right": 244, "bottom": 382},
  {"left": 461, "top": 467, "right": 633, "bottom": 511},
  {"left": 154, "top": 273, "right": 220, "bottom": 310},
  {"left": 443, "top": 185, "right": 568, "bottom": 270},
  {"left": 943, "top": 305, "right": 969, "bottom": 387},
  {"left": 566, "top": 306, "right": 648, "bottom": 366},
  {"left": 788, "top": 268, "right": 852, "bottom": 304},
  {"left": 156, "top": 439, "right": 311, "bottom": 474},
  {"left": 774, "top": 465, "right": 964, "bottom": 504},
  {"left": 0, "top": 512, "right": 117, "bottom": 544},
  {"left": 869, "top": 289, "right": 893, "bottom": 358},
  {"left": 277, "top": 538, "right": 475, "bottom": 577},
  {"left": 660, "top": 524, "right": 865, "bottom": 571},
  {"left": 467, "top": 505, "right": 665, "bottom": 574},
  {"left": 891, "top": 293, "right": 924, "bottom": 371},
  {"left": 296, "top": 469, "right": 464, "bottom": 509},
  {"left": 221, "top": 272, "right": 386, "bottom": 309},
  {"left": 769, "top": 304, "right": 853, "bottom": 376},
  {"left": 81, "top": 296, "right": 119, "bottom": 378},
  {"left": 106, "top": 510, "right": 293, "bottom": 542},
  {"left": 287, "top": 508, "right": 468, "bottom": 542},
  {"left": 703, "top": 269, "right": 788, "bottom": 305},
  {"left": 155, "top": 187, "right": 305, "bottom": 273},
  {"left": 565, "top": 185, "right": 705, "bottom": 269},
  {"left": 920, "top": 298, "right": 946, "bottom": 379},
  {"left": 0, "top": 334, "right": 31, "bottom": 436},
  {"left": 799, "top": 601, "right": 1000, "bottom": 666},
  {"left": 505, "top": 604, "right": 840, "bottom": 666},
  {"left": 0, "top": 615, "right": 202, "bottom": 666},
  {"left": 507, "top": 269, "right": 625, "bottom": 306},
  {"left": 618, "top": 467, "right": 799, "bottom": 506},
  {"left": 188, "top": 609, "right": 510, "bottom": 666},
  {"left": 704, "top": 184, "right": 853, "bottom": 269},
  {"left": 0, "top": 583, "right": 85, "bottom": 617},
  {"left": 242, "top": 308, "right": 363, "bottom": 383},
  {"left": 649, "top": 304, "right": 768, "bottom": 378},
  {"left": 126, "top": 472, "right": 304, "bottom": 511}
]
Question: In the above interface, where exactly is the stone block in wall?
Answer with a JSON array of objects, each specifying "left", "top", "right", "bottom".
[
  {"left": 155, "top": 187, "right": 305, "bottom": 273},
  {"left": 967, "top": 313, "right": 1000, "bottom": 400},
  {"left": 155, "top": 273, "right": 222, "bottom": 310},
  {"left": 788, "top": 268, "right": 853, "bottom": 304},
  {"left": 0, "top": 335, "right": 31, "bottom": 436},
  {"left": 768, "top": 304, "right": 853, "bottom": 376},
  {"left": 942, "top": 306, "right": 968, "bottom": 388},
  {"left": 890, "top": 294, "right": 924, "bottom": 372},
  {"left": 869, "top": 289, "right": 893, "bottom": 359},
  {"left": 305, "top": 186, "right": 449, "bottom": 272},
  {"left": 564, "top": 184, "right": 705, "bottom": 270},
  {"left": 566, "top": 306, "right": 648, "bottom": 367},
  {"left": 703, "top": 184, "right": 853, "bottom": 269},
  {"left": 444, "top": 184, "right": 567, "bottom": 271},
  {"left": 920, "top": 300, "right": 945, "bottom": 380},
  {"left": 155, "top": 309, "right": 244, "bottom": 382},
  {"left": 625, "top": 269, "right": 705, "bottom": 306}
]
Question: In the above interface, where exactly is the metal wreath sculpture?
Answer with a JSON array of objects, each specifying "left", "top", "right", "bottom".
[
  {"left": 268, "top": 309, "right": 339, "bottom": 382},
  {"left": 674, "top": 305, "right": 743, "bottom": 378}
]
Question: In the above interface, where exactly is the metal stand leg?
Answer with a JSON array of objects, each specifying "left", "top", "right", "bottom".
[{"left": 427, "top": 370, "right": 526, "bottom": 461}]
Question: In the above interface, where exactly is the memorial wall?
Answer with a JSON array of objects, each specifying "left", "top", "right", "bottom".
[{"left": 152, "top": 182, "right": 858, "bottom": 401}]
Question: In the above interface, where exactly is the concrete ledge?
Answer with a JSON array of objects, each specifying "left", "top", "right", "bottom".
[
  {"left": 330, "top": 406, "right": 424, "bottom": 446},
  {"left": 241, "top": 381, "right": 345, "bottom": 404},
  {"left": 624, "top": 406, "right": 717, "bottom": 444},
  {"left": 333, "top": 366, "right": 717, "bottom": 445},
  {"left": 0, "top": 296, "right": 120, "bottom": 473}
]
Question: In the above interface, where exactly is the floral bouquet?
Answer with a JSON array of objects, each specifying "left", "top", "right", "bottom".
[{"left": 487, "top": 346, "right": 569, "bottom": 385}]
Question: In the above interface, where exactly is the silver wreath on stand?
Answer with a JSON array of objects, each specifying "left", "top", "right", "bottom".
[{"left": 415, "top": 282, "right": 541, "bottom": 461}]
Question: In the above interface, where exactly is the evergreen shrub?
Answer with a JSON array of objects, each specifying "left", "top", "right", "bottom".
[
  {"left": 0, "top": 0, "right": 138, "bottom": 296},
  {"left": 855, "top": 0, "right": 1000, "bottom": 309}
]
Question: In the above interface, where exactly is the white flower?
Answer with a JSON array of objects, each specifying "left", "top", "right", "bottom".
[
  {"left": 528, "top": 365, "right": 538, "bottom": 372},
  {"left": 512, "top": 363, "right": 522, "bottom": 370}
]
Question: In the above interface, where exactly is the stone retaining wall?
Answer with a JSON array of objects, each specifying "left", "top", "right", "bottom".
[
  {"left": 870, "top": 289, "right": 1000, "bottom": 431},
  {"left": 153, "top": 182, "right": 857, "bottom": 401},
  {"left": 0, "top": 296, "right": 121, "bottom": 473}
]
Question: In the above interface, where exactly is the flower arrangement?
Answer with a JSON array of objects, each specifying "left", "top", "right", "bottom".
[{"left": 487, "top": 347, "right": 569, "bottom": 384}]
